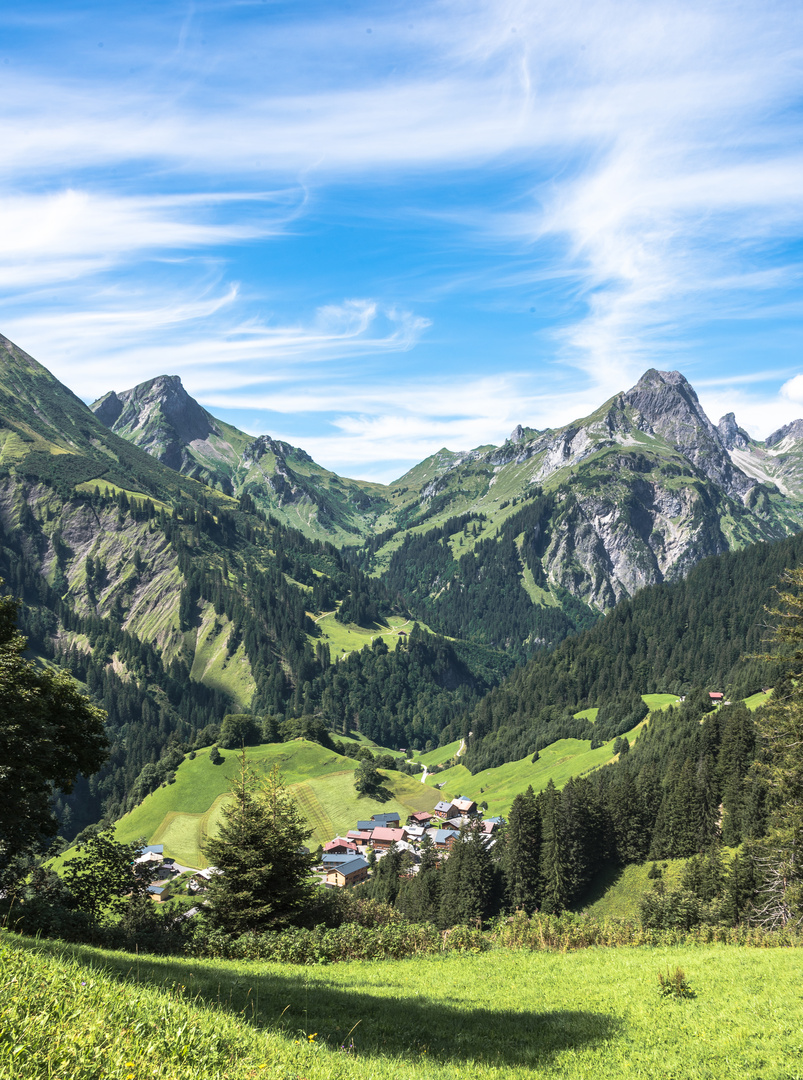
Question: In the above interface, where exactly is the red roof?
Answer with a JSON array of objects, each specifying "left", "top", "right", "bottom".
[
  {"left": 709, "top": 692, "right": 724, "bottom": 700},
  {"left": 409, "top": 812, "right": 432, "bottom": 822},
  {"left": 371, "top": 827, "right": 406, "bottom": 843},
  {"left": 324, "top": 838, "right": 358, "bottom": 852}
]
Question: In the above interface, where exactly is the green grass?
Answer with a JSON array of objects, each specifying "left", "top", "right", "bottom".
[
  {"left": 113, "top": 740, "right": 440, "bottom": 864},
  {"left": 188, "top": 605, "right": 255, "bottom": 708},
  {"left": 415, "top": 739, "right": 464, "bottom": 767},
  {"left": 425, "top": 726, "right": 646, "bottom": 817},
  {"left": 744, "top": 689, "right": 772, "bottom": 710},
  {"left": 583, "top": 858, "right": 690, "bottom": 919},
  {"left": 6, "top": 932, "right": 803, "bottom": 1079},
  {"left": 310, "top": 612, "right": 416, "bottom": 659}
]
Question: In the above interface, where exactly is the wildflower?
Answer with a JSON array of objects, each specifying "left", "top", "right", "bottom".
[{"left": 307, "top": 1033, "right": 317, "bottom": 1042}]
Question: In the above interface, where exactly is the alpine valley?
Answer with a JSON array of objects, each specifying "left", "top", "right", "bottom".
[{"left": 3, "top": 328, "right": 803, "bottom": 839}]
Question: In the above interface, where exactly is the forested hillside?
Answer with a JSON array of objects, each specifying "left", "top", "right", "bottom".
[
  {"left": 458, "top": 528, "right": 803, "bottom": 772},
  {"left": 0, "top": 337, "right": 510, "bottom": 836}
]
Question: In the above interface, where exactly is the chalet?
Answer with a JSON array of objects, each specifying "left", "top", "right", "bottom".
[
  {"left": 188, "top": 867, "right": 221, "bottom": 893},
  {"left": 407, "top": 811, "right": 433, "bottom": 826},
  {"left": 370, "top": 827, "right": 408, "bottom": 850},
  {"left": 327, "top": 856, "right": 370, "bottom": 888},
  {"left": 346, "top": 830, "right": 373, "bottom": 847},
  {"left": 147, "top": 885, "right": 165, "bottom": 901},
  {"left": 323, "top": 838, "right": 359, "bottom": 855},
  {"left": 433, "top": 801, "right": 460, "bottom": 821},
  {"left": 322, "top": 853, "right": 356, "bottom": 867},
  {"left": 439, "top": 818, "right": 461, "bottom": 832},
  {"left": 371, "top": 812, "right": 401, "bottom": 828},
  {"left": 452, "top": 796, "right": 478, "bottom": 816},
  {"left": 432, "top": 829, "right": 457, "bottom": 851}
]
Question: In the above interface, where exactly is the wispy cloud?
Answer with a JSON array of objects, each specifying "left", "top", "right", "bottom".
[{"left": 1, "top": 0, "right": 802, "bottom": 475}]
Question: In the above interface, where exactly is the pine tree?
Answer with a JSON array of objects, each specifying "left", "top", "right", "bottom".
[
  {"left": 438, "top": 824, "right": 496, "bottom": 928},
  {"left": 205, "top": 753, "right": 314, "bottom": 934},
  {"left": 752, "top": 568, "right": 803, "bottom": 925},
  {"left": 539, "top": 781, "right": 569, "bottom": 913},
  {"left": 501, "top": 786, "right": 542, "bottom": 913}
]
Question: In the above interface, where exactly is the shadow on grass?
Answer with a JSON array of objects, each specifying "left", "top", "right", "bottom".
[
  {"left": 577, "top": 861, "right": 625, "bottom": 909},
  {"left": 355, "top": 783, "right": 394, "bottom": 804},
  {"left": 22, "top": 937, "right": 619, "bottom": 1068}
]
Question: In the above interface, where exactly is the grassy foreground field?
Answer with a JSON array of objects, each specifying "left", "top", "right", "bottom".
[{"left": 4, "top": 932, "right": 802, "bottom": 1080}]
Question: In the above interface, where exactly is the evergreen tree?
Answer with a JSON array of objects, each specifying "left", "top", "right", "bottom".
[
  {"left": 501, "top": 786, "right": 542, "bottom": 913},
  {"left": 438, "top": 824, "right": 496, "bottom": 928},
  {"left": 370, "top": 844, "right": 403, "bottom": 905},
  {"left": 205, "top": 754, "right": 314, "bottom": 934},
  {"left": 753, "top": 568, "right": 803, "bottom": 925},
  {"left": 538, "top": 781, "right": 569, "bottom": 913}
]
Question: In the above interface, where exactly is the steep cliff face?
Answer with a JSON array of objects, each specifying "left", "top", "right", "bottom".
[
  {"left": 375, "top": 369, "right": 803, "bottom": 619},
  {"left": 86, "top": 358, "right": 803, "bottom": 628}
]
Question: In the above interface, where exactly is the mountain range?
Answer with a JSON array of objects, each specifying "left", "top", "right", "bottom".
[
  {"left": 91, "top": 361, "right": 803, "bottom": 627},
  {"left": 2, "top": 328, "right": 803, "bottom": 831}
]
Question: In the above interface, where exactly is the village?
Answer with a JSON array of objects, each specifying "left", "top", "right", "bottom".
[
  {"left": 315, "top": 795, "right": 504, "bottom": 889},
  {"left": 138, "top": 796, "right": 505, "bottom": 901}
]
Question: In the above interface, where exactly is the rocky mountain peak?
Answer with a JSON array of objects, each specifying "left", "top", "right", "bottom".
[
  {"left": 91, "top": 374, "right": 221, "bottom": 472},
  {"left": 622, "top": 368, "right": 753, "bottom": 499},
  {"left": 717, "top": 412, "right": 752, "bottom": 450},
  {"left": 765, "top": 418, "right": 803, "bottom": 449}
]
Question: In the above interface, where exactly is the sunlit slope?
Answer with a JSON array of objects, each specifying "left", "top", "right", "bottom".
[
  {"left": 115, "top": 699, "right": 681, "bottom": 865},
  {"left": 425, "top": 695, "right": 678, "bottom": 816},
  {"left": 114, "top": 740, "right": 441, "bottom": 865}
]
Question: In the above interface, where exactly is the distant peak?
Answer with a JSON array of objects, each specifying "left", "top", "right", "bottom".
[
  {"left": 766, "top": 418, "right": 803, "bottom": 448},
  {"left": 629, "top": 368, "right": 694, "bottom": 396},
  {"left": 717, "top": 412, "right": 751, "bottom": 450}
]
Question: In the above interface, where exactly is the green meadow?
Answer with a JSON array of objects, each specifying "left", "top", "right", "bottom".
[
  {"left": 108, "top": 694, "right": 683, "bottom": 864},
  {"left": 310, "top": 613, "right": 418, "bottom": 659},
  {"left": 113, "top": 740, "right": 440, "bottom": 865},
  {"left": 5, "top": 932, "right": 802, "bottom": 1080},
  {"left": 423, "top": 694, "right": 678, "bottom": 816}
]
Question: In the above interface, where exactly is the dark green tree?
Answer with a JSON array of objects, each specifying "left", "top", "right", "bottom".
[
  {"left": 501, "top": 785, "right": 541, "bottom": 913},
  {"left": 753, "top": 568, "right": 803, "bottom": 925},
  {"left": 205, "top": 755, "right": 314, "bottom": 933},
  {"left": 64, "top": 828, "right": 155, "bottom": 926},
  {"left": 438, "top": 824, "right": 496, "bottom": 928},
  {"left": 539, "top": 781, "right": 569, "bottom": 913},
  {"left": 0, "top": 590, "right": 107, "bottom": 882},
  {"left": 397, "top": 832, "right": 441, "bottom": 923}
]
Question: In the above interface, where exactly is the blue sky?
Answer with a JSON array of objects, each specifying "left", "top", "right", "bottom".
[{"left": 3, "top": 0, "right": 803, "bottom": 482}]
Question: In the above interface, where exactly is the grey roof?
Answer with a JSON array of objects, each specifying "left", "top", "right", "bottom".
[
  {"left": 372, "top": 812, "right": 401, "bottom": 824},
  {"left": 356, "top": 820, "right": 376, "bottom": 831},
  {"left": 330, "top": 856, "right": 369, "bottom": 877},
  {"left": 322, "top": 853, "right": 356, "bottom": 865},
  {"left": 141, "top": 844, "right": 164, "bottom": 855},
  {"left": 147, "top": 885, "right": 165, "bottom": 895},
  {"left": 434, "top": 801, "right": 452, "bottom": 812},
  {"left": 433, "top": 829, "right": 456, "bottom": 844}
]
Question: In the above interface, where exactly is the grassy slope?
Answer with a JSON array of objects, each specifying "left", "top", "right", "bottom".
[
  {"left": 582, "top": 858, "right": 690, "bottom": 919},
  {"left": 113, "top": 696, "right": 683, "bottom": 863},
  {"left": 114, "top": 740, "right": 441, "bottom": 865},
  {"left": 6, "top": 933, "right": 803, "bottom": 1080},
  {"left": 310, "top": 612, "right": 416, "bottom": 659},
  {"left": 423, "top": 695, "right": 676, "bottom": 815}
]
